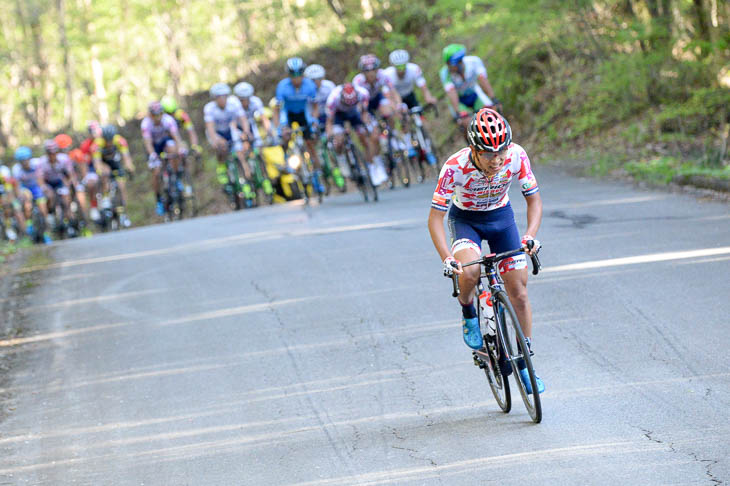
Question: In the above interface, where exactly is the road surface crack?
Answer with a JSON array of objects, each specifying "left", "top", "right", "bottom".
[{"left": 635, "top": 425, "right": 723, "bottom": 484}]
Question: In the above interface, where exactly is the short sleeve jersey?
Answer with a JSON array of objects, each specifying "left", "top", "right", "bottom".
[
  {"left": 12, "top": 160, "right": 42, "bottom": 189},
  {"left": 439, "top": 56, "right": 488, "bottom": 95},
  {"left": 275, "top": 78, "right": 318, "bottom": 115},
  {"left": 352, "top": 70, "right": 393, "bottom": 98},
  {"left": 240, "top": 96, "right": 265, "bottom": 122},
  {"left": 204, "top": 97, "right": 245, "bottom": 133},
  {"left": 431, "top": 143, "right": 539, "bottom": 212},
  {"left": 37, "top": 154, "right": 73, "bottom": 185},
  {"left": 314, "top": 80, "right": 336, "bottom": 113},
  {"left": 93, "top": 135, "right": 129, "bottom": 161},
  {"left": 141, "top": 114, "right": 179, "bottom": 144},
  {"left": 383, "top": 64, "right": 426, "bottom": 98},
  {"left": 325, "top": 84, "right": 370, "bottom": 118}
]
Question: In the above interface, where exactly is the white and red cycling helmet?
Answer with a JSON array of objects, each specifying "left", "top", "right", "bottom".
[
  {"left": 467, "top": 108, "right": 512, "bottom": 152},
  {"left": 341, "top": 84, "right": 359, "bottom": 106}
]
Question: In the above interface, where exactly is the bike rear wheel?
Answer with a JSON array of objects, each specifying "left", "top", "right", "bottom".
[
  {"left": 349, "top": 142, "right": 377, "bottom": 202},
  {"left": 494, "top": 290, "right": 542, "bottom": 423}
]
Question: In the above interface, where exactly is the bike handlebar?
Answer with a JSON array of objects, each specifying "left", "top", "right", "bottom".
[{"left": 445, "top": 241, "right": 543, "bottom": 298}]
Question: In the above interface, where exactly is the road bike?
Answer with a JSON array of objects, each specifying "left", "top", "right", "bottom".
[
  {"left": 222, "top": 150, "right": 255, "bottom": 210},
  {"left": 246, "top": 144, "right": 275, "bottom": 206},
  {"left": 405, "top": 104, "right": 440, "bottom": 182},
  {"left": 288, "top": 122, "right": 324, "bottom": 204},
  {"left": 448, "top": 241, "right": 543, "bottom": 423},
  {"left": 337, "top": 129, "right": 378, "bottom": 203},
  {"left": 97, "top": 170, "right": 129, "bottom": 231},
  {"left": 379, "top": 116, "right": 413, "bottom": 189},
  {"left": 317, "top": 132, "right": 346, "bottom": 195}
]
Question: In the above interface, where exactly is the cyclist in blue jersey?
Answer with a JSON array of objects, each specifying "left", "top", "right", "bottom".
[{"left": 272, "top": 57, "right": 325, "bottom": 194}]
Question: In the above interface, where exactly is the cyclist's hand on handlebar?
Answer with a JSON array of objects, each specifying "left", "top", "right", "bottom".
[
  {"left": 521, "top": 235, "right": 541, "bottom": 255},
  {"left": 443, "top": 256, "right": 463, "bottom": 276}
]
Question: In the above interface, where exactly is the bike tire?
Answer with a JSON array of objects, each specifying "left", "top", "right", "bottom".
[
  {"left": 350, "top": 143, "right": 377, "bottom": 202},
  {"left": 494, "top": 290, "right": 542, "bottom": 423},
  {"left": 478, "top": 288, "right": 511, "bottom": 413},
  {"left": 183, "top": 170, "right": 199, "bottom": 216}
]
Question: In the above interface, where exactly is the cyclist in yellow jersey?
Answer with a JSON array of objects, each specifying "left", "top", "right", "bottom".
[{"left": 93, "top": 125, "right": 136, "bottom": 227}]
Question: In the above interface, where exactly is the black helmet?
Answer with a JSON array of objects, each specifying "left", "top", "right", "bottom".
[{"left": 101, "top": 124, "right": 117, "bottom": 141}]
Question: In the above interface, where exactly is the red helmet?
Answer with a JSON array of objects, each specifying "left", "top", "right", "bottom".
[
  {"left": 54, "top": 133, "right": 72, "bottom": 150},
  {"left": 341, "top": 84, "right": 359, "bottom": 106},
  {"left": 467, "top": 108, "right": 512, "bottom": 152},
  {"left": 69, "top": 148, "right": 86, "bottom": 164}
]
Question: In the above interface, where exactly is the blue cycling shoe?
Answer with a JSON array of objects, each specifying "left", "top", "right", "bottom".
[
  {"left": 408, "top": 147, "right": 418, "bottom": 158},
  {"left": 312, "top": 171, "right": 325, "bottom": 194},
  {"left": 462, "top": 318, "right": 483, "bottom": 350},
  {"left": 155, "top": 201, "right": 165, "bottom": 216},
  {"left": 426, "top": 153, "right": 437, "bottom": 165},
  {"left": 43, "top": 233, "right": 52, "bottom": 245},
  {"left": 518, "top": 367, "right": 545, "bottom": 395}
]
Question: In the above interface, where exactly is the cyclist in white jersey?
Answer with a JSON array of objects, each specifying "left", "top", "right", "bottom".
[
  {"left": 352, "top": 54, "right": 400, "bottom": 183},
  {"left": 304, "top": 64, "right": 336, "bottom": 131},
  {"left": 204, "top": 83, "right": 252, "bottom": 183},
  {"left": 384, "top": 49, "right": 438, "bottom": 164},
  {"left": 428, "top": 108, "right": 544, "bottom": 395},
  {"left": 234, "top": 82, "right": 270, "bottom": 148},
  {"left": 440, "top": 44, "right": 500, "bottom": 132}
]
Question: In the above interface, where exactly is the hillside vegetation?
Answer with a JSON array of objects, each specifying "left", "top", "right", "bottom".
[{"left": 2, "top": 0, "right": 729, "bottom": 225}]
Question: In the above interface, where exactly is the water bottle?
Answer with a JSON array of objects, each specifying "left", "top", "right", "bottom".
[{"left": 479, "top": 290, "right": 496, "bottom": 337}]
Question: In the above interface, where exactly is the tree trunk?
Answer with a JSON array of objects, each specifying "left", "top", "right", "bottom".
[
  {"left": 91, "top": 45, "right": 109, "bottom": 123},
  {"left": 57, "top": 0, "right": 75, "bottom": 129},
  {"left": 692, "top": 0, "right": 711, "bottom": 55},
  {"left": 326, "top": 0, "right": 344, "bottom": 19}
]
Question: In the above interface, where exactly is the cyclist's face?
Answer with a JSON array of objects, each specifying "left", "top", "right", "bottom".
[
  {"left": 471, "top": 148, "right": 507, "bottom": 175},
  {"left": 314, "top": 79, "right": 322, "bottom": 88},
  {"left": 151, "top": 112, "right": 163, "bottom": 123},
  {"left": 215, "top": 95, "right": 227, "bottom": 108},
  {"left": 448, "top": 63, "right": 462, "bottom": 75},
  {"left": 240, "top": 97, "right": 250, "bottom": 108},
  {"left": 396, "top": 65, "right": 406, "bottom": 78},
  {"left": 364, "top": 69, "right": 377, "bottom": 83},
  {"left": 291, "top": 75, "right": 303, "bottom": 88}
]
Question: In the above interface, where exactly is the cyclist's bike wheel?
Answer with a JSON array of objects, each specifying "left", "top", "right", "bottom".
[
  {"left": 477, "top": 291, "right": 511, "bottom": 413},
  {"left": 226, "top": 157, "right": 244, "bottom": 210},
  {"left": 494, "top": 290, "right": 542, "bottom": 423},
  {"left": 348, "top": 142, "right": 377, "bottom": 202},
  {"left": 386, "top": 133, "right": 411, "bottom": 189},
  {"left": 182, "top": 169, "right": 199, "bottom": 216}
]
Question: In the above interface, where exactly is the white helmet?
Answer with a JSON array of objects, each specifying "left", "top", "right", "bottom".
[
  {"left": 210, "top": 83, "right": 231, "bottom": 97},
  {"left": 389, "top": 49, "right": 410, "bottom": 66},
  {"left": 304, "top": 64, "right": 326, "bottom": 80},
  {"left": 234, "top": 82, "right": 254, "bottom": 98}
]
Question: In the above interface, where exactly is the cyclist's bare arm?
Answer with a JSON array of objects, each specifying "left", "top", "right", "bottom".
[
  {"left": 428, "top": 208, "right": 453, "bottom": 262},
  {"left": 419, "top": 84, "right": 437, "bottom": 105},
  {"left": 205, "top": 121, "right": 221, "bottom": 146},
  {"left": 477, "top": 74, "right": 496, "bottom": 100},
  {"left": 445, "top": 88, "right": 460, "bottom": 114},
  {"left": 142, "top": 137, "right": 155, "bottom": 158},
  {"left": 524, "top": 193, "right": 543, "bottom": 254},
  {"left": 272, "top": 105, "right": 280, "bottom": 130},
  {"left": 187, "top": 126, "right": 199, "bottom": 147},
  {"left": 236, "top": 115, "right": 251, "bottom": 141},
  {"left": 122, "top": 151, "right": 135, "bottom": 172}
]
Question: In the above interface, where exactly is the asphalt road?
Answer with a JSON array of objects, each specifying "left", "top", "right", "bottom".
[{"left": 1, "top": 168, "right": 729, "bottom": 485}]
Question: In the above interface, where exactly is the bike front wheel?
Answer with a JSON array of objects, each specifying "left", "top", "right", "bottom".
[{"left": 494, "top": 290, "right": 542, "bottom": 423}]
